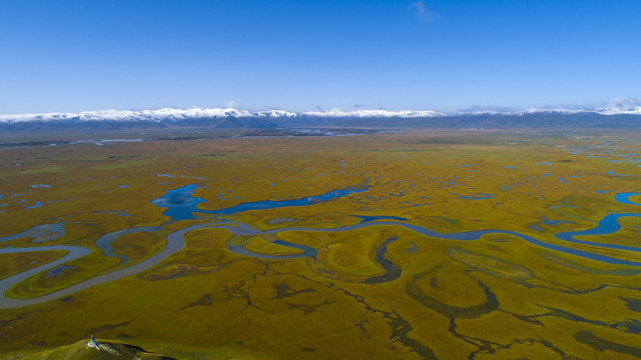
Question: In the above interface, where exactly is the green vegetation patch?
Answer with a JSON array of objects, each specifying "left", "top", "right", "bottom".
[
  {"left": 244, "top": 235, "right": 304, "bottom": 256},
  {"left": 0, "top": 251, "right": 67, "bottom": 279}
]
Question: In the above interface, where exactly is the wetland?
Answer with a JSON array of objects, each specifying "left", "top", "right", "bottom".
[{"left": 2, "top": 129, "right": 641, "bottom": 359}]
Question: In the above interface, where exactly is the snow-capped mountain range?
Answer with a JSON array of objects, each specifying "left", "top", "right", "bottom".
[
  {"left": 0, "top": 108, "right": 297, "bottom": 123},
  {"left": 2, "top": 102, "right": 641, "bottom": 130},
  {"left": 2, "top": 104, "right": 641, "bottom": 124},
  {"left": 0, "top": 108, "right": 449, "bottom": 124}
]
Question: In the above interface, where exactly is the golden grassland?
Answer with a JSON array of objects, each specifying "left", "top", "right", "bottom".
[
  {"left": 1, "top": 129, "right": 641, "bottom": 359},
  {"left": 0, "top": 251, "right": 68, "bottom": 280}
]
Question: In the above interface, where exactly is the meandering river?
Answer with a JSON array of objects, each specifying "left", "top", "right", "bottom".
[{"left": 2, "top": 185, "right": 641, "bottom": 309}]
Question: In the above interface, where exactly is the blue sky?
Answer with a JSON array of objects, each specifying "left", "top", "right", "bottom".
[{"left": 1, "top": 0, "right": 639, "bottom": 114}]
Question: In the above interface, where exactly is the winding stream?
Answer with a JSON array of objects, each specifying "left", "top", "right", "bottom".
[{"left": 2, "top": 185, "right": 641, "bottom": 309}]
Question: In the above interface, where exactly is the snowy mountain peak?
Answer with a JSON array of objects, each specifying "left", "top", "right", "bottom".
[
  {"left": 0, "top": 107, "right": 289, "bottom": 123},
  {"left": 0, "top": 107, "right": 444, "bottom": 123},
  {"left": 3, "top": 103, "right": 641, "bottom": 131}
]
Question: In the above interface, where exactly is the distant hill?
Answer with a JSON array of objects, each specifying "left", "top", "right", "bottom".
[{"left": 2, "top": 107, "right": 641, "bottom": 131}]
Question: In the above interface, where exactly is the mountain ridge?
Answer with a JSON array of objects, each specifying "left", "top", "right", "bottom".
[{"left": 2, "top": 106, "right": 641, "bottom": 130}]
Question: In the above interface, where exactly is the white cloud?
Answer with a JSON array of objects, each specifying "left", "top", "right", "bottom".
[
  {"left": 456, "top": 105, "right": 519, "bottom": 114},
  {"left": 225, "top": 100, "right": 240, "bottom": 108},
  {"left": 604, "top": 97, "right": 641, "bottom": 109},
  {"left": 410, "top": 1, "right": 437, "bottom": 22},
  {"left": 595, "top": 98, "right": 641, "bottom": 115}
]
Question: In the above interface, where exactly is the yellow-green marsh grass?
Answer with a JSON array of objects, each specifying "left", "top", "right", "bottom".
[
  {"left": 0, "top": 251, "right": 67, "bottom": 279},
  {"left": 2, "top": 130, "right": 641, "bottom": 359}
]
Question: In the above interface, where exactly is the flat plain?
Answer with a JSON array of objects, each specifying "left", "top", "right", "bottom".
[{"left": 1, "top": 129, "right": 641, "bottom": 359}]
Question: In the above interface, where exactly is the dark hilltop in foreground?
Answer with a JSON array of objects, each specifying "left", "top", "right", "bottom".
[
  {"left": 2, "top": 106, "right": 641, "bottom": 131},
  {"left": 0, "top": 337, "right": 268, "bottom": 359},
  {"left": 1, "top": 338, "right": 175, "bottom": 360}
]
